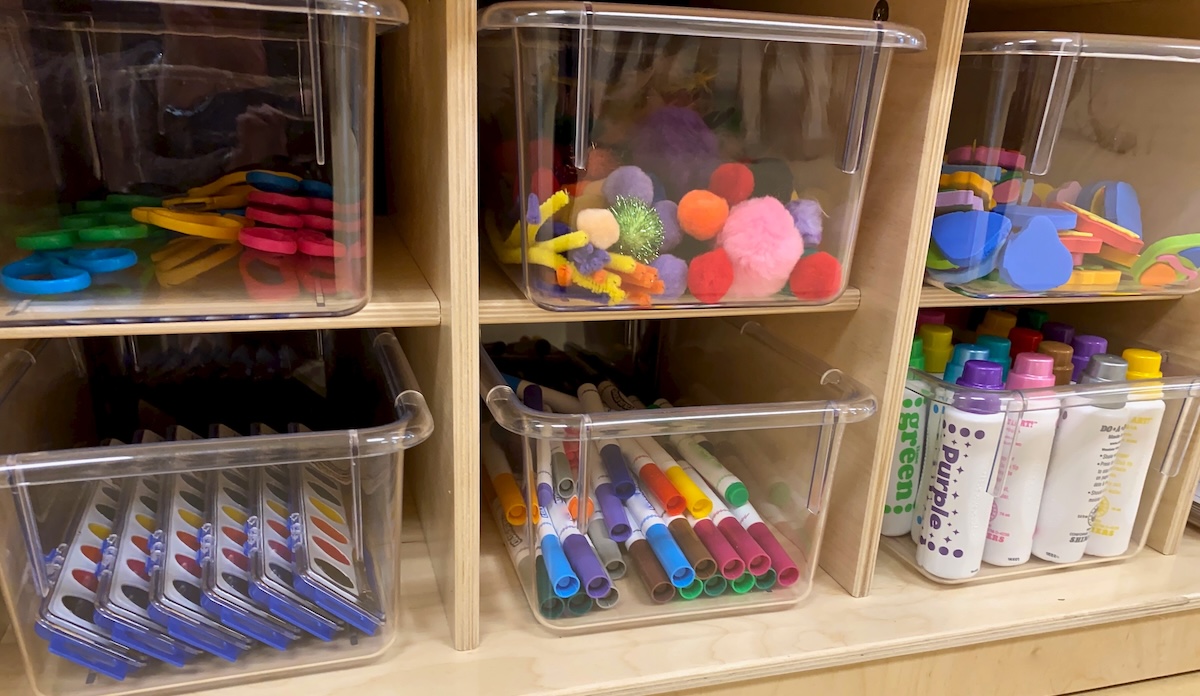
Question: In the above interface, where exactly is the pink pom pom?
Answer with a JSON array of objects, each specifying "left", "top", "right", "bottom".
[{"left": 718, "top": 197, "right": 804, "bottom": 298}]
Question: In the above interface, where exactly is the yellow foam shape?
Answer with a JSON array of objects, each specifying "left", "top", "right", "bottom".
[
  {"left": 1057, "top": 268, "right": 1122, "bottom": 291},
  {"left": 1098, "top": 246, "right": 1140, "bottom": 268},
  {"left": 1058, "top": 231, "right": 1093, "bottom": 238},
  {"left": 1090, "top": 186, "right": 1106, "bottom": 214},
  {"left": 938, "top": 172, "right": 994, "bottom": 209},
  {"left": 1033, "top": 182, "right": 1055, "bottom": 203}
]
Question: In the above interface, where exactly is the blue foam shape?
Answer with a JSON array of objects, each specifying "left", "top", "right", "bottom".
[
  {"left": 930, "top": 210, "right": 1012, "bottom": 267},
  {"left": 942, "top": 164, "right": 1005, "bottom": 182},
  {"left": 999, "top": 216, "right": 1075, "bottom": 291},
  {"left": 1182, "top": 248, "right": 1200, "bottom": 268},
  {"left": 1076, "top": 180, "right": 1112, "bottom": 213},
  {"left": 1103, "top": 181, "right": 1143, "bottom": 237},
  {"left": 926, "top": 244, "right": 1001, "bottom": 285},
  {"left": 994, "top": 204, "right": 1077, "bottom": 231}
]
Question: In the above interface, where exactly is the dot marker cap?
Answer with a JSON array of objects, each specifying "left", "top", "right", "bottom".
[
  {"left": 1037, "top": 340, "right": 1074, "bottom": 385},
  {"left": 916, "top": 308, "right": 946, "bottom": 329},
  {"left": 919, "top": 325, "right": 953, "bottom": 374},
  {"left": 909, "top": 337, "right": 926, "bottom": 370},
  {"left": 1122, "top": 348, "right": 1163, "bottom": 380},
  {"left": 1070, "top": 335, "right": 1108, "bottom": 383},
  {"left": 1007, "top": 353, "right": 1056, "bottom": 389},
  {"left": 975, "top": 335, "right": 1012, "bottom": 379},
  {"left": 978, "top": 310, "right": 1017, "bottom": 338},
  {"left": 944, "top": 344, "right": 990, "bottom": 385},
  {"left": 1008, "top": 327, "right": 1043, "bottom": 359},
  {"left": 1081, "top": 353, "right": 1129, "bottom": 385},
  {"left": 1018, "top": 308, "right": 1049, "bottom": 330},
  {"left": 954, "top": 360, "right": 1005, "bottom": 414},
  {"left": 1041, "top": 321, "right": 1075, "bottom": 345}
]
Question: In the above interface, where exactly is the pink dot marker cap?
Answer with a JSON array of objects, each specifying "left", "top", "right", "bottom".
[{"left": 1007, "top": 352, "right": 1056, "bottom": 389}]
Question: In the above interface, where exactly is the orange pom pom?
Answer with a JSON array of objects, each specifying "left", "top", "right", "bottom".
[
  {"left": 708, "top": 163, "right": 755, "bottom": 205},
  {"left": 677, "top": 190, "right": 729, "bottom": 241},
  {"left": 788, "top": 252, "right": 843, "bottom": 301}
]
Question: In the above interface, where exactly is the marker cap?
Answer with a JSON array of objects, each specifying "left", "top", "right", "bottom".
[
  {"left": 599, "top": 443, "right": 637, "bottom": 500},
  {"left": 1007, "top": 353, "right": 1056, "bottom": 389},
  {"left": 1041, "top": 321, "right": 1075, "bottom": 345},
  {"left": 916, "top": 308, "right": 946, "bottom": 328},
  {"left": 1122, "top": 348, "right": 1163, "bottom": 380},
  {"left": 954, "top": 360, "right": 1004, "bottom": 414},
  {"left": 1018, "top": 308, "right": 1049, "bottom": 330},
  {"left": 944, "top": 344, "right": 990, "bottom": 385},
  {"left": 909, "top": 337, "right": 926, "bottom": 370},
  {"left": 1008, "top": 327, "right": 1043, "bottom": 359},
  {"left": 627, "top": 536, "right": 674, "bottom": 603},
  {"left": 919, "top": 325, "right": 954, "bottom": 374},
  {"left": 1081, "top": 353, "right": 1129, "bottom": 384},
  {"left": 977, "top": 309, "right": 1017, "bottom": 338},
  {"left": 754, "top": 568, "right": 778, "bottom": 591},
  {"left": 1037, "top": 340, "right": 1074, "bottom": 385},
  {"left": 1070, "top": 335, "right": 1108, "bottom": 382},
  {"left": 744, "top": 519, "right": 800, "bottom": 587},
  {"left": 594, "top": 483, "right": 631, "bottom": 542},
  {"left": 975, "top": 335, "right": 1012, "bottom": 378}
]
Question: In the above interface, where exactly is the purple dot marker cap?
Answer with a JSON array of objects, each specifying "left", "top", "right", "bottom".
[
  {"left": 1041, "top": 321, "right": 1075, "bottom": 345},
  {"left": 954, "top": 360, "right": 1005, "bottom": 414},
  {"left": 1070, "top": 335, "right": 1108, "bottom": 382}
]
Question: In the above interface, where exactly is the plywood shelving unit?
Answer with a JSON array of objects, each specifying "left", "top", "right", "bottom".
[{"left": 7, "top": 0, "right": 1200, "bottom": 693}]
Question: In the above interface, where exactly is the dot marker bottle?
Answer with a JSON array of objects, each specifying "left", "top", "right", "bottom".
[
  {"left": 919, "top": 324, "right": 953, "bottom": 377},
  {"left": 1008, "top": 327, "right": 1043, "bottom": 360},
  {"left": 884, "top": 337, "right": 927, "bottom": 536},
  {"left": 977, "top": 310, "right": 1017, "bottom": 338},
  {"left": 976, "top": 335, "right": 1012, "bottom": 381},
  {"left": 1070, "top": 335, "right": 1108, "bottom": 384},
  {"left": 1041, "top": 321, "right": 1075, "bottom": 346},
  {"left": 1037, "top": 340, "right": 1074, "bottom": 386}
]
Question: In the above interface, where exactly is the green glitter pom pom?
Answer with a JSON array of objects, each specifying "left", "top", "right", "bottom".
[{"left": 610, "top": 196, "right": 665, "bottom": 264}]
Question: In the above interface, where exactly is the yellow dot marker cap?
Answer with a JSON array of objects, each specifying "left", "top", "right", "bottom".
[
  {"left": 919, "top": 324, "right": 953, "bottom": 374},
  {"left": 1122, "top": 348, "right": 1163, "bottom": 380}
]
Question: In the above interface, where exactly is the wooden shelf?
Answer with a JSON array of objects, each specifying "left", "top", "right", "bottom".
[
  {"left": 0, "top": 222, "right": 441, "bottom": 339},
  {"left": 919, "top": 285, "right": 1186, "bottom": 308},
  {"left": 479, "top": 257, "right": 861, "bottom": 325},
  {"left": 40, "top": 526, "right": 1200, "bottom": 696}
]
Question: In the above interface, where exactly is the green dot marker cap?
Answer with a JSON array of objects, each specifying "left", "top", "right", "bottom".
[
  {"left": 679, "top": 578, "right": 704, "bottom": 600},
  {"left": 919, "top": 324, "right": 953, "bottom": 374},
  {"left": 1018, "top": 308, "right": 1049, "bottom": 331},
  {"left": 909, "top": 337, "right": 926, "bottom": 370}
]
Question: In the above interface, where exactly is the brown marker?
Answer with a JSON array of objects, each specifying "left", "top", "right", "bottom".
[
  {"left": 1037, "top": 340, "right": 1074, "bottom": 385},
  {"left": 627, "top": 532, "right": 675, "bottom": 603},
  {"left": 667, "top": 518, "right": 716, "bottom": 580}
]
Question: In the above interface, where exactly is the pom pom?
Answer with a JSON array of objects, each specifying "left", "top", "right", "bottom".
[
  {"left": 786, "top": 199, "right": 825, "bottom": 247},
  {"left": 789, "top": 251, "right": 843, "bottom": 301},
  {"left": 749, "top": 158, "right": 794, "bottom": 202},
  {"left": 677, "top": 190, "right": 729, "bottom": 241},
  {"left": 687, "top": 248, "right": 734, "bottom": 304},
  {"left": 570, "top": 243, "right": 611, "bottom": 275},
  {"left": 647, "top": 172, "right": 666, "bottom": 203},
  {"left": 708, "top": 163, "right": 755, "bottom": 206},
  {"left": 655, "top": 201, "right": 681, "bottom": 252},
  {"left": 567, "top": 193, "right": 607, "bottom": 226},
  {"left": 651, "top": 254, "right": 688, "bottom": 300},
  {"left": 530, "top": 167, "right": 558, "bottom": 201},
  {"left": 582, "top": 179, "right": 606, "bottom": 198},
  {"left": 581, "top": 147, "right": 619, "bottom": 180},
  {"left": 602, "top": 166, "right": 654, "bottom": 205},
  {"left": 719, "top": 197, "right": 804, "bottom": 298},
  {"left": 575, "top": 208, "right": 620, "bottom": 249},
  {"left": 610, "top": 196, "right": 665, "bottom": 263},
  {"left": 631, "top": 107, "right": 719, "bottom": 198}
]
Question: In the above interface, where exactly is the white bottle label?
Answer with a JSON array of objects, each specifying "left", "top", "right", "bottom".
[
  {"left": 883, "top": 383, "right": 925, "bottom": 536},
  {"left": 983, "top": 403, "right": 1058, "bottom": 566},
  {"left": 912, "top": 387, "right": 949, "bottom": 543},
  {"left": 1032, "top": 403, "right": 1127, "bottom": 564},
  {"left": 916, "top": 405, "right": 1004, "bottom": 580},
  {"left": 1087, "top": 400, "right": 1166, "bottom": 557}
]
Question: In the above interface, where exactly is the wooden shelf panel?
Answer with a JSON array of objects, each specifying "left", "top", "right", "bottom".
[
  {"left": 0, "top": 222, "right": 440, "bottom": 339},
  {"left": 479, "top": 257, "right": 860, "bottom": 325},
  {"left": 920, "top": 285, "right": 1186, "bottom": 308}
]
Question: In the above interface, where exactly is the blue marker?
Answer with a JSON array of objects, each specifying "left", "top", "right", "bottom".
[
  {"left": 535, "top": 507, "right": 579, "bottom": 598},
  {"left": 624, "top": 492, "right": 695, "bottom": 588}
]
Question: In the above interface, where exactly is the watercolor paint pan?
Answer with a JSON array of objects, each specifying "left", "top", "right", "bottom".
[
  {"left": 290, "top": 462, "right": 385, "bottom": 634},
  {"left": 94, "top": 433, "right": 198, "bottom": 667},
  {"left": 35, "top": 478, "right": 145, "bottom": 681},
  {"left": 147, "top": 428, "right": 252, "bottom": 661}
]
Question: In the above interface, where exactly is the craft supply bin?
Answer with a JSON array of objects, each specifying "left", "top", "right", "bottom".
[
  {"left": 929, "top": 32, "right": 1200, "bottom": 299},
  {"left": 480, "top": 318, "right": 876, "bottom": 633},
  {"left": 0, "top": 0, "right": 406, "bottom": 325},
  {"left": 881, "top": 362, "right": 1200, "bottom": 585},
  {"left": 476, "top": 2, "right": 924, "bottom": 311},
  {"left": 0, "top": 329, "right": 432, "bottom": 696}
]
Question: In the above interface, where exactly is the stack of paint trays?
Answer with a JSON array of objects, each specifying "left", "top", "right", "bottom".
[
  {"left": 479, "top": 318, "right": 876, "bottom": 633},
  {"left": 0, "top": 330, "right": 432, "bottom": 695},
  {"left": 928, "top": 31, "right": 1200, "bottom": 298}
]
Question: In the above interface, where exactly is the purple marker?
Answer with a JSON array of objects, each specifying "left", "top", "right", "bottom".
[
  {"left": 588, "top": 443, "right": 631, "bottom": 542},
  {"left": 1041, "top": 321, "right": 1075, "bottom": 346},
  {"left": 547, "top": 501, "right": 611, "bottom": 599},
  {"left": 521, "top": 386, "right": 556, "bottom": 508},
  {"left": 1070, "top": 335, "right": 1107, "bottom": 383}
]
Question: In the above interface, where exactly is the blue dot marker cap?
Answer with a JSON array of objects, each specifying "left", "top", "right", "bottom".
[
  {"left": 954, "top": 360, "right": 1005, "bottom": 414},
  {"left": 944, "top": 344, "right": 990, "bottom": 385},
  {"left": 974, "top": 335, "right": 1012, "bottom": 379}
]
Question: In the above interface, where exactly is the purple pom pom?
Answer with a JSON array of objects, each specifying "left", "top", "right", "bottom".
[
  {"left": 631, "top": 107, "right": 718, "bottom": 199},
  {"left": 602, "top": 166, "right": 654, "bottom": 205},
  {"left": 651, "top": 254, "right": 688, "bottom": 301},
  {"left": 570, "top": 243, "right": 611, "bottom": 275},
  {"left": 648, "top": 172, "right": 667, "bottom": 203},
  {"left": 655, "top": 200, "right": 681, "bottom": 253},
  {"left": 786, "top": 199, "right": 824, "bottom": 247}
]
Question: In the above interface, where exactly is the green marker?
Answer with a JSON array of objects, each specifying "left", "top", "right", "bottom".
[
  {"left": 730, "top": 572, "right": 755, "bottom": 594},
  {"left": 679, "top": 578, "right": 704, "bottom": 600},
  {"left": 754, "top": 568, "right": 777, "bottom": 591},
  {"left": 703, "top": 575, "right": 728, "bottom": 597}
]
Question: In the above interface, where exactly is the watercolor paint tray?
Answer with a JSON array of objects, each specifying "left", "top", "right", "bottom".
[
  {"left": 480, "top": 318, "right": 876, "bottom": 634},
  {"left": 0, "top": 329, "right": 432, "bottom": 696}
]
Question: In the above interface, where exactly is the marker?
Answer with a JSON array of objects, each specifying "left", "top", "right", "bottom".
[
  {"left": 588, "top": 443, "right": 631, "bottom": 542},
  {"left": 679, "top": 459, "right": 769, "bottom": 577},
  {"left": 975, "top": 335, "right": 1012, "bottom": 381},
  {"left": 577, "top": 387, "right": 637, "bottom": 500},
  {"left": 919, "top": 325, "right": 954, "bottom": 376},
  {"left": 638, "top": 436, "right": 712, "bottom": 518},
  {"left": 565, "top": 591, "right": 593, "bottom": 616},
  {"left": 977, "top": 309, "right": 1017, "bottom": 338},
  {"left": 523, "top": 387, "right": 556, "bottom": 508},
  {"left": 550, "top": 437, "right": 574, "bottom": 499},
  {"left": 534, "top": 505, "right": 579, "bottom": 598},
  {"left": 703, "top": 575, "right": 728, "bottom": 597},
  {"left": 1070, "top": 335, "right": 1107, "bottom": 383},
  {"left": 655, "top": 399, "right": 749, "bottom": 507},
  {"left": 547, "top": 500, "right": 611, "bottom": 599},
  {"left": 1037, "top": 340, "right": 1074, "bottom": 385},
  {"left": 481, "top": 434, "right": 526, "bottom": 526},
  {"left": 587, "top": 512, "right": 627, "bottom": 580},
  {"left": 595, "top": 585, "right": 620, "bottom": 609},
  {"left": 729, "top": 572, "right": 755, "bottom": 594},
  {"left": 1041, "top": 321, "right": 1075, "bottom": 346},
  {"left": 623, "top": 438, "right": 686, "bottom": 516},
  {"left": 487, "top": 475, "right": 562, "bottom": 618},
  {"left": 730, "top": 502, "right": 800, "bottom": 587},
  {"left": 624, "top": 491, "right": 695, "bottom": 588},
  {"left": 503, "top": 373, "right": 582, "bottom": 413},
  {"left": 754, "top": 568, "right": 777, "bottom": 591},
  {"left": 679, "top": 578, "right": 704, "bottom": 600},
  {"left": 1008, "top": 327, "right": 1043, "bottom": 360},
  {"left": 643, "top": 485, "right": 716, "bottom": 579},
  {"left": 624, "top": 527, "right": 674, "bottom": 603}
]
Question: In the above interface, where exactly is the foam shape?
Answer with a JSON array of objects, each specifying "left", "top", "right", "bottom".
[
  {"left": 1097, "top": 245, "right": 1139, "bottom": 268},
  {"left": 945, "top": 145, "right": 1026, "bottom": 170},
  {"left": 1047, "top": 181, "right": 1081, "bottom": 206},
  {"left": 788, "top": 251, "right": 843, "bottom": 301},
  {"left": 945, "top": 145, "right": 976, "bottom": 165},
  {"left": 1032, "top": 183, "right": 1055, "bottom": 206},
  {"left": 1057, "top": 268, "right": 1122, "bottom": 291},
  {"left": 1182, "top": 248, "right": 1200, "bottom": 268},
  {"left": 677, "top": 190, "right": 729, "bottom": 241},
  {"left": 576, "top": 208, "right": 620, "bottom": 249},
  {"left": 1053, "top": 202, "right": 1144, "bottom": 254},
  {"left": 939, "top": 172, "right": 994, "bottom": 209},
  {"left": 687, "top": 248, "right": 734, "bottom": 303},
  {"left": 1058, "top": 232, "right": 1102, "bottom": 254},
  {"left": 942, "top": 164, "right": 1005, "bottom": 182},
  {"left": 926, "top": 246, "right": 957, "bottom": 270},
  {"left": 1071, "top": 252, "right": 1084, "bottom": 266},
  {"left": 1076, "top": 181, "right": 1110, "bottom": 215},
  {"left": 930, "top": 210, "right": 1012, "bottom": 266},
  {"left": 720, "top": 197, "right": 804, "bottom": 298},
  {"left": 994, "top": 204, "right": 1077, "bottom": 230},
  {"left": 1017, "top": 179, "right": 1038, "bottom": 205},
  {"left": 935, "top": 190, "right": 984, "bottom": 215},
  {"left": 602, "top": 166, "right": 654, "bottom": 205},
  {"left": 998, "top": 216, "right": 1074, "bottom": 291},
  {"left": 927, "top": 246, "right": 1000, "bottom": 285},
  {"left": 1130, "top": 234, "right": 1200, "bottom": 285},
  {"left": 1139, "top": 259, "right": 1186, "bottom": 286},
  {"left": 1103, "top": 182, "right": 1143, "bottom": 237},
  {"left": 993, "top": 179, "right": 1025, "bottom": 205},
  {"left": 708, "top": 163, "right": 755, "bottom": 206}
]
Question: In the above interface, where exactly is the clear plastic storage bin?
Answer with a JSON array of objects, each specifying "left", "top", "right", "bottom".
[
  {"left": 0, "top": 329, "right": 432, "bottom": 695},
  {"left": 477, "top": 3, "right": 924, "bottom": 311},
  {"left": 880, "top": 351, "right": 1200, "bottom": 585},
  {"left": 929, "top": 32, "right": 1200, "bottom": 298},
  {"left": 0, "top": 0, "right": 405, "bottom": 325},
  {"left": 480, "top": 319, "right": 876, "bottom": 633}
]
